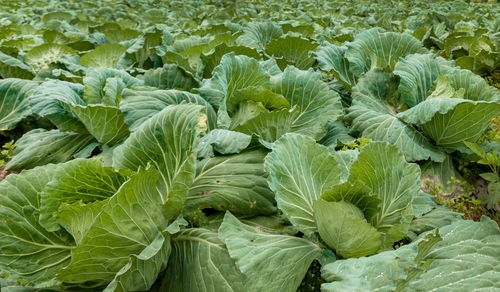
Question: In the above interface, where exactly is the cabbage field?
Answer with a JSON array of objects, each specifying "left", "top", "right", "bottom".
[{"left": 1, "top": 0, "right": 500, "bottom": 291}]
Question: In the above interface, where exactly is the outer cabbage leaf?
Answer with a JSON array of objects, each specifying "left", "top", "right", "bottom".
[
  {"left": 236, "top": 21, "right": 283, "bottom": 50},
  {"left": 0, "top": 165, "right": 74, "bottom": 286},
  {"left": 314, "top": 200, "right": 382, "bottom": 258},
  {"left": 119, "top": 88, "right": 216, "bottom": 131},
  {"left": 83, "top": 68, "right": 143, "bottom": 104},
  {"left": 161, "top": 228, "right": 246, "bottom": 292},
  {"left": 447, "top": 67, "right": 500, "bottom": 102},
  {"left": 197, "top": 129, "right": 251, "bottom": 158},
  {"left": 218, "top": 212, "right": 322, "bottom": 292},
  {"left": 345, "top": 28, "right": 427, "bottom": 75},
  {"left": 28, "top": 79, "right": 88, "bottom": 133},
  {"left": 0, "top": 78, "right": 38, "bottom": 131},
  {"left": 143, "top": 64, "right": 200, "bottom": 91},
  {"left": 6, "top": 129, "right": 95, "bottom": 171},
  {"left": 56, "top": 200, "right": 108, "bottom": 245},
  {"left": 103, "top": 232, "right": 171, "bottom": 292},
  {"left": 320, "top": 142, "right": 419, "bottom": 249},
  {"left": 234, "top": 107, "right": 300, "bottom": 145},
  {"left": 81, "top": 44, "right": 127, "bottom": 68},
  {"left": 104, "top": 29, "right": 141, "bottom": 43},
  {"left": 201, "top": 43, "right": 260, "bottom": 78},
  {"left": 197, "top": 53, "right": 270, "bottom": 113},
  {"left": 187, "top": 150, "right": 276, "bottom": 216},
  {"left": 57, "top": 167, "right": 167, "bottom": 285},
  {"left": 394, "top": 53, "right": 454, "bottom": 107},
  {"left": 264, "top": 133, "right": 343, "bottom": 234},
  {"left": 322, "top": 217, "right": 500, "bottom": 292},
  {"left": 39, "top": 158, "right": 129, "bottom": 232},
  {"left": 229, "top": 86, "right": 290, "bottom": 114},
  {"left": 409, "top": 194, "right": 463, "bottom": 235},
  {"left": 270, "top": 67, "right": 343, "bottom": 138},
  {"left": 347, "top": 142, "right": 420, "bottom": 236},
  {"left": 24, "top": 43, "right": 76, "bottom": 72},
  {"left": 238, "top": 66, "right": 343, "bottom": 143},
  {"left": 399, "top": 98, "right": 500, "bottom": 150},
  {"left": 330, "top": 150, "right": 359, "bottom": 181},
  {"left": 125, "top": 29, "right": 163, "bottom": 68},
  {"left": 160, "top": 50, "right": 199, "bottom": 76},
  {"left": 321, "top": 238, "right": 418, "bottom": 292},
  {"left": 346, "top": 69, "right": 445, "bottom": 162},
  {"left": 397, "top": 73, "right": 500, "bottom": 150},
  {"left": 113, "top": 104, "right": 205, "bottom": 208},
  {"left": 265, "top": 35, "right": 318, "bottom": 70},
  {"left": 314, "top": 43, "right": 357, "bottom": 91},
  {"left": 68, "top": 104, "right": 130, "bottom": 145},
  {"left": 0, "top": 51, "right": 34, "bottom": 79}
]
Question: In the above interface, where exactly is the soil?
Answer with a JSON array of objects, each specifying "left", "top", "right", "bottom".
[{"left": 0, "top": 165, "right": 15, "bottom": 182}]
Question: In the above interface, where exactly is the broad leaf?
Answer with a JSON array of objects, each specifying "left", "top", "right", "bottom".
[
  {"left": 234, "top": 106, "right": 300, "bottom": 145},
  {"left": 266, "top": 66, "right": 343, "bottom": 140},
  {"left": 322, "top": 209, "right": 500, "bottom": 291},
  {"left": 402, "top": 218, "right": 500, "bottom": 291},
  {"left": 394, "top": 53, "right": 454, "bottom": 107},
  {"left": 321, "top": 237, "right": 418, "bottom": 291},
  {"left": 113, "top": 104, "right": 205, "bottom": 205},
  {"left": 120, "top": 88, "right": 216, "bottom": 131},
  {"left": 56, "top": 200, "right": 108, "bottom": 245},
  {"left": 345, "top": 28, "right": 427, "bottom": 75},
  {"left": 346, "top": 142, "right": 420, "bottom": 235},
  {"left": 346, "top": 69, "right": 445, "bottom": 162},
  {"left": 265, "top": 35, "right": 318, "bottom": 70},
  {"left": 161, "top": 228, "right": 246, "bottom": 292},
  {"left": 331, "top": 150, "right": 359, "bottom": 181},
  {"left": 0, "top": 51, "right": 34, "bottom": 79},
  {"left": 83, "top": 68, "right": 143, "bottom": 104},
  {"left": 236, "top": 21, "right": 283, "bottom": 50},
  {"left": 143, "top": 64, "right": 200, "bottom": 91},
  {"left": 398, "top": 98, "right": 500, "bottom": 150},
  {"left": 314, "top": 44, "right": 357, "bottom": 91},
  {"left": 314, "top": 200, "right": 382, "bottom": 258},
  {"left": 29, "top": 79, "right": 88, "bottom": 133},
  {"left": 81, "top": 44, "right": 127, "bottom": 68},
  {"left": 188, "top": 150, "right": 276, "bottom": 216},
  {"left": 202, "top": 43, "right": 260, "bottom": 78},
  {"left": 39, "top": 158, "right": 129, "bottom": 232},
  {"left": 57, "top": 167, "right": 166, "bottom": 285},
  {"left": 265, "top": 133, "right": 343, "bottom": 234},
  {"left": 0, "top": 165, "right": 74, "bottom": 285},
  {"left": 103, "top": 232, "right": 171, "bottom": 292},
  {"left": 0, "top": 78, "right": 38, "bottom": 131},
  {"left": 219, "top": 212, "right": 322, "bottom": 292},
  {"left": 6, "top": 129, "right": 95, "bottom": 170},
  {"left": 69, "top": 104, "right": 130, "bottom": 145},
  {"left": 198, "top": 129, "right": 251, "bottom": 158},
  {"left": 24, "top": 43, "right": 76, "bottom": 72},
  {"left": 197, "top": 53, "right": 270, "bottom": 112}
]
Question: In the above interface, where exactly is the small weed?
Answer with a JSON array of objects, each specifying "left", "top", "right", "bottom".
[
  {"left": 427, "top": 177, "right": 500, "bottom": 226},
  {"left": 0, "top": 140, "right": 16, "bottom": 167},
  {"left": 340, "top": 138, "right": 371, "bottom": 151},
  {"left": 485, "top": 71, "right": 500, "bottom": 90}
]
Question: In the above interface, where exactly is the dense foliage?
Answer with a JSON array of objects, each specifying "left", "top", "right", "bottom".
[{"left": 0, "top": 0, "right": 499, "bottom": 291}]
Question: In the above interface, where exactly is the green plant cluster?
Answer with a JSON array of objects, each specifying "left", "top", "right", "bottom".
[
  {"left": 0, "top": 140, "right": 15, "bottom": 167},
  {"left": 0, "top": 0, "right": 499, "bottom": 292}
]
